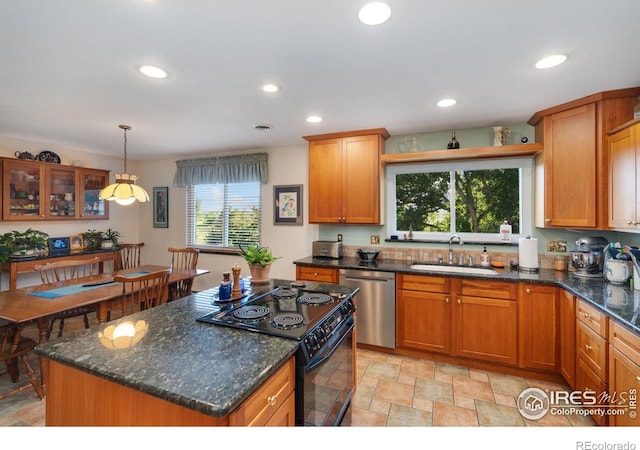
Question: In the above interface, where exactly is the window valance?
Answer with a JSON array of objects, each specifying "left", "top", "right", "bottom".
[{"left": 173, "top": 152, "right": 268, "bottom": 186}]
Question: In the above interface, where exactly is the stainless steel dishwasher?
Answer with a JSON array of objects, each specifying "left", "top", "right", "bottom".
[{"left": 338, "top": 269, "right": 395, "bottom": 348}]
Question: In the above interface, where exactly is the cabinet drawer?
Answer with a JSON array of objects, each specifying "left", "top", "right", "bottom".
[
  {"left": 459, "top": 279, "right": 516, "bottom": 300},
  {"left": 229, "top": 357, "right": 295, "bottom": 426},
  {"left": 576, "top": 320, "right": 608, "bottom": 380},
  {"left": 576, "top": 299, "right": 608, "bottom": 337},
  {"left": 397, "top": 274, "right": 450, "bottom": 293},
  {"left": 609, "top": 321, "right": 640, "bottom": 367},
  {"left": 296, "top": 266, "right": 338, "bottom": 283},
  {"left": 576, "top": 356, "right": 608, "bottom": 426}
]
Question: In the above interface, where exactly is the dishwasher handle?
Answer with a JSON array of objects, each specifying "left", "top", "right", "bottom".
[{"left": 339, "top": 269, "right": 395, "bottom": 282}]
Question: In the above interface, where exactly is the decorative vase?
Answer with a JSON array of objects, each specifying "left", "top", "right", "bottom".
[
  {"left": 493, "top": 126, "right": 511, "bottom": 146},
  {"left": 248, "top": 263, "right": 272, "bottom": 285}
]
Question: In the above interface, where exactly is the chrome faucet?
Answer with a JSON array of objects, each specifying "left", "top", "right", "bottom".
[{"left": 448, "top": 235, "right": 463, "bottom": 264}]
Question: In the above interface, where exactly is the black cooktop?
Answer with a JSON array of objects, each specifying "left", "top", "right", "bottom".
[{"left": 197, "top": 286, "right": 351, "bottom": 340}]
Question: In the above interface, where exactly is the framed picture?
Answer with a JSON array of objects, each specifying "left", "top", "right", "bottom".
[
  {"left": 153, "top": 187, "right": 169, "bottom": 228},
  {"left": 69, "top": 234, "right": 84, "bottom": 252},
  {"left": 274, "top": 184, "right": 303, "bottom": 226}
]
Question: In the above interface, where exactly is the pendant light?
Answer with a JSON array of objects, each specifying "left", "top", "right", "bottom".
[{"left": 99, "top": 125, "right": 149, "bottom": 205}]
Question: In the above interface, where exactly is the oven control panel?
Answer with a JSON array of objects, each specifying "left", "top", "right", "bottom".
[{"left": 301, "top": 297, "right": 354, "bottom": 360}]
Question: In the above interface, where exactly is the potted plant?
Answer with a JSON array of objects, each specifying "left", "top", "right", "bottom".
[
  {"left": 7, "top": 228, "right": 49, "bottom": 257},
  {"left": 0, "top": 232, "right": 16, "bottom": 263},
  {"left": 101, "top": 228, "right": 121, "bottom": 248},
  {"left": 239, "top": 244, "right": 280, "bottom": 284},
  {"left": 82, "top": 229, "right": 103, "bottom": 251}
]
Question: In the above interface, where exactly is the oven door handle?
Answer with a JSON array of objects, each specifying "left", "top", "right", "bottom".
[{"left": 306, "top": 319, "right": 354, "bottom": 371}]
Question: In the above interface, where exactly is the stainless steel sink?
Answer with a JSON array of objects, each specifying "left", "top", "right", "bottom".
[{"left": 409, "top": 264, "right": 499, "bottom": 276}]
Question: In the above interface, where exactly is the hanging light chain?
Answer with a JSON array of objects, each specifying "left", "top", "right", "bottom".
[{"left": 119, "top": 125, "right": 131, "bottom": 173}]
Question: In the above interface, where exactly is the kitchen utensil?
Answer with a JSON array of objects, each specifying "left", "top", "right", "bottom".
[
  {"left": 357, "top": 249, "right": 379, "bottom": 261},
  {"left": 14, "top": 151, "right": 34, "bottom": 160}
]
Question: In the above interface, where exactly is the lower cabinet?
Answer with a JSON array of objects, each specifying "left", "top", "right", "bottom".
[
  {"left": 518, "top": 283, "right": 559, "bottom": 371},
  {"left": 559, "top": 289, "right": 576, "bottom": 389},
  {"left": 608, "top": 321, "right": 640, "bottom": 426},
  {"left": 396, "top": 275, "right": 517, "bottom": 366}
]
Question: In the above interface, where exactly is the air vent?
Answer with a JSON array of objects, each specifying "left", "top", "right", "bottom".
[{"left": 252, "top": 123, "right": 272, "bottom": 131}]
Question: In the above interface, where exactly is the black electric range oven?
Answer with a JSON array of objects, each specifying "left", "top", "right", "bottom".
[{"left": 197, "top": 283, "right": 356, "bottom": 426}]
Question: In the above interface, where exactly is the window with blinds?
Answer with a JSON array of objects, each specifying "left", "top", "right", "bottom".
[{"left": 186, "top": 182, "right": 262, "bottom": 250}]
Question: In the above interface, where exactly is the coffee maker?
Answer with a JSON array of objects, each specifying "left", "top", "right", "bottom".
[{"left": 570, "top": 237, "right": 609, "bottom": 278}]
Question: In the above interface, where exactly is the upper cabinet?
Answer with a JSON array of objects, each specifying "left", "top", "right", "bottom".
[
  {"left": 608, "top": 118, "right": 640, "bottom": 231},
  {"left": 1, "top": 158, "right": 110, "bottom": 221},
  {"left": 528, "top": 87, "right": 640, "bottom": 229},
  {"left": 304, "top": 128, "right": 389, "bottom": 224}
]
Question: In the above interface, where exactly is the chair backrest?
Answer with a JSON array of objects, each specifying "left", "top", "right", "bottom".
[
  {"left": 117, "top": 243, "right": 144, "bottom": 270},
  {"left": 168, "top": 247, "right": 199, "bottom": 270},
  {"left": 34, "top": 257, "right": 101, "bottom": 284},
  {"left": 113, "top": 268, "right": 171, "bottom": 316}
]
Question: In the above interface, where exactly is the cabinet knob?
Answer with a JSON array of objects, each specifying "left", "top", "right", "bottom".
[
  {"left": 628, "top": 219, "right": 635, "bottom": 225},
  {"left": 457, "top": 299, "right": 461, "bottom": 304},
  {"left": 545, "top": 218, "right": 551, "bottom": 223},
  {"left": 266, "top": 395, "right": 278, "bottom": 406},
  {"left": 313, "top": 272, "right": 318, "bottom": 277},
  {"left": 445, "top": 297, "right": 449, "bottom": 303},
  {"left": 582, "top": 312, "right": 592, "bottom": 320},
  {"left": 636, "top": 376, "right": 640, "bottom": 382},
  {"left": 584, "top": 344, "right": 592, "bottom": 351},
  {"left": 525, "top": 288, "right": 531, "bottom": 294}
]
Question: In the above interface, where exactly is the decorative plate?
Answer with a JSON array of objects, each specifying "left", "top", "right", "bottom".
[{"left": 36, "top": 151, "right": 61, "bottom": 164}]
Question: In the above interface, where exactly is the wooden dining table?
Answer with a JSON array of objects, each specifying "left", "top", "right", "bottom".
[{"left": 0, "top": 264, "right": 210, "bottom": 344}]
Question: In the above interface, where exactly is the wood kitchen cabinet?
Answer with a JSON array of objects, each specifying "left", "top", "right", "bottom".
[
  {"left": 608, "top": 118, "right": 640, "bottom": 231},
  {"left": 396, "top": 274, "right": 517, "bottom": 366},
  {"left": 304, "top": 128, "right": 389, "bottom": 224},
  {"left": 608, "top": 321, "right": 640, "bottom": 426},
  {"left": 1, "top": 157, "right": 109, "bottom": 221},
  {"left": 518, "top": 283, "right": 559, "bottom": 372},
  {"left": 296, "top": 266, "right": 338, "bottom": 283},
  {"left": 528, "top": 87, "right": 640, "bottom": 229},
  {"left": 559, "top": 289, "right": 576, "bottom": 389}
]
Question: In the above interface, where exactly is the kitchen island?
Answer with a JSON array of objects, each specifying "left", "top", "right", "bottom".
[{"left": 35, "top": 279, "right": 358, "bottom": 426}]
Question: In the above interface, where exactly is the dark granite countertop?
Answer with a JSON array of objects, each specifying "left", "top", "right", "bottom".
[
  {"left": 36, "top": 279, "right": 358, "bottom": 418},
  {"left": 294, "top": 256, "right": 639, "bottom": 334}
]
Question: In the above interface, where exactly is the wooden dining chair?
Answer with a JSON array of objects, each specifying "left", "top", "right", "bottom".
[
  {"left": 34, "top": 257, "right": 101, "bottom": 339},
  {"left": 112, "top": 268, "right": 171, "bottom": 317},
  {"left": 167, "top": 247, "right": 199, "bottom": 301},
  {"left": 117, "top": 243, "right": 144, "bottom": 270},
  {"left": 0, "top": 319, "right": 45, "bottom": 401}
]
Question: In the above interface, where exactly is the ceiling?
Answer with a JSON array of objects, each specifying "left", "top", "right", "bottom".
[{"left": 1, "top": 0, "right": 639, "bottom": 160}]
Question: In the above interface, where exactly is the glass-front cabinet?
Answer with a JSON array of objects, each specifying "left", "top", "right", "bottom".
[
  {"left": 3, "top": 159, "right": 45, "bottom": 220},
  {"left": 2, "top": 158, "right": 110, "bottom": 221}
]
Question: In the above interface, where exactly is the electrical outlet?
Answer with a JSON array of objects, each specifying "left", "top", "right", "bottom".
[{"left": 370, "top": 235, "right": 380, "bottom": 245}]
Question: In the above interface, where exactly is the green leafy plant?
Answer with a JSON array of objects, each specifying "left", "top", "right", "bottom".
[
  {"left": 238, "top": 244, "right": 280, "bottom": 268},
  {"left": 82, "top": 229, "right": 103, "bottom": 250},
  {"left": 101, "top": 228, "right": 121, "bottom": 247},
  {"left": 3, "top": 228, "right": 49, "bottom": 258}
]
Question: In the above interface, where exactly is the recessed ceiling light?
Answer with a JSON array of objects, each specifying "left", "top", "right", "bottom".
[
  {"left": 139, "top": 65, "right": 168, "bottom": 79},
  {"left": 306, "top": 115, "right": 322, "bottom": 123},
  {"left": 260, "top": 83, "right": 280, "bottom": 93},
  {"left": 252, "top": 123, "right": 272, "bottom": 131},
  {"left": 358, "top": 2, "right": 391, "bottom": 25},
  {"left": 535, "top": 54, "right": 568, "bottom": 69},
  {"left": 436, "top": 98, "right": 457, "bottom": 108}
]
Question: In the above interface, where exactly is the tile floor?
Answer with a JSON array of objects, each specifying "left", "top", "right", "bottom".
[{"left": 1, "top": 315, "right": 596, "bottom": 427}]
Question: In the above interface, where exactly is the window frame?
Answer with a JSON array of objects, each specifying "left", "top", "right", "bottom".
[
  {"left": 385, "top": 157, "right": 533, "bottom": 243},
  {"left": 185, "top": 182, "right": 263, "bottom": 252}
]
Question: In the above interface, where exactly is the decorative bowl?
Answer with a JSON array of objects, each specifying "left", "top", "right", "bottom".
[{"left": 357, "top": 249, "right": 379, "bottom": 261}]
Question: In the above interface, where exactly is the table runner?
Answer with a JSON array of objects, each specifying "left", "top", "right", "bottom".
[{"left": 29, "top": 271, "right": 151, "bottom": 300}]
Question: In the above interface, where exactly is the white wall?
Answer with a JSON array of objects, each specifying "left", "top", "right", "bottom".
[{"left": 138, "top": 144, "right": 319, "bottom": 292}]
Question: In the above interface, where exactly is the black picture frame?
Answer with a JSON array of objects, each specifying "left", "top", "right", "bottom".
[
  {"left": 153, "top": 187, "right": 169, "bottom": 228},
  {"left": 274, "top": 184, "right": 303, "bottom": 226}
]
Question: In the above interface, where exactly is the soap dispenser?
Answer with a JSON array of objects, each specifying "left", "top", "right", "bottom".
[
  {"left": 480, "top": 246, "right": 490, "bottom": 267},
  {"left": 500, "top": 219, "right": 512, "bottom": 242}
]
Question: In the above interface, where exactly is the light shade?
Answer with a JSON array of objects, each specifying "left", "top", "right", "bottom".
[
  {"left": 98, "top": 320, "right": 148, "bottom": 349},
  {"left": 100, "top": 173, "right": 150, "bottom": 205}
]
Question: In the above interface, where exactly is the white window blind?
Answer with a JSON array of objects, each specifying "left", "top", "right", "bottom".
[{"left": 186, "top": 182, "right": 262, "bottom": 250}]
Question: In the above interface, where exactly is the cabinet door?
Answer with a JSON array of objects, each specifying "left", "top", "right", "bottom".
[
  {"left": 308, "top": 138, "right": 343, "bottom": 223},
  {"left": 2, "top": 159, "right": 45, "bottom": 220},
  {"left": 46, "top": 165, "right": 78, "bottom": 219},
  {"left": 559, "top": 290, "right": 576, "bottom": 389},
  {"left": 78, "top": 169, "right": 109, "bottom": 219},
  {"left": 608, "top": 123, "right": 637, "bottom": 229},
  {"left": 342, "top": 134, "right": 381, "bottom": 224},
  {"left": 518, "top": 284, "right": 559, "bottom": 371},
  {"left": 454, "top": 296, "right": 517, "bottom": 366},
  {"left": 396, "top": 289, "right": 451, "bottom": 354},
  {"left": 576, "top": 356, "right": 609, "bottom": 426},
  {"left": 543, "top": 103, "right": 597, "bottom": 227},
  {"left": 609, "top": 347, "right": 640, "bottom": 426}
]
